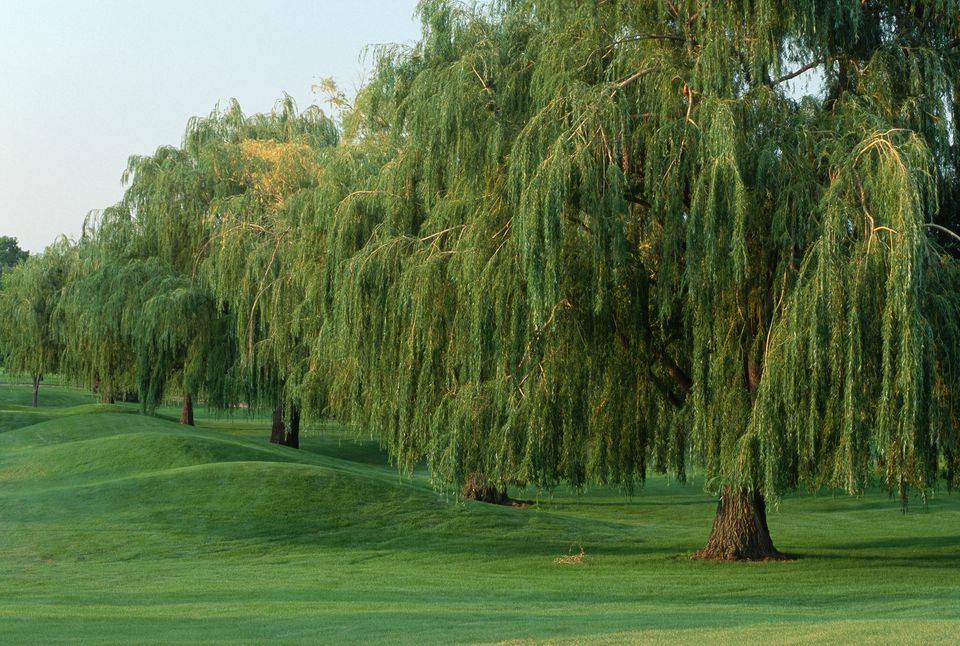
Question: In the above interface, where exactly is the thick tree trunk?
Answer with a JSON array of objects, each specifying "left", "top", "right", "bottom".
[
  {"left": 269, "top": 405, "right": 301, "bottom": 448},
  {"left": 283, "top": 404, "right": 300, "bottom": 449},
  {"left": 31, "top": 374, "right": 40, "bottom": 408},
  {"left": 179, "top": 393, "right": 194, "bottom": 426},
  {"left": 462, "top": 472, "right": 510, "bottom": 505},
  {"left": 693, "top": 487, "right": 788, "bottom": 561},
  {"left": 270, "top": 406, "right": 285, "bottom": 444}
]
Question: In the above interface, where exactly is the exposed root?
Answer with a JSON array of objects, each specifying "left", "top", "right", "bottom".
[
  {"left": 690, "top": 548, "right": 795, "bottom": 562},
  {"left": 462, "top": 474, "right": 533, "bottom": 507}
]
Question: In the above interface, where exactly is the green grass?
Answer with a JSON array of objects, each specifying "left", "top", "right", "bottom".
[
  {"left": 0, "top": 380, "right": 95, "bottom": 409},
  {"left": 0, "top": 385, "right": 958, "bottom": 644}
]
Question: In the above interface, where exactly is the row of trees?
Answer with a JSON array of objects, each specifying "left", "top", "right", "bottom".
[{"left": 2, "top": 0, "right": 959, "bottom": 560}]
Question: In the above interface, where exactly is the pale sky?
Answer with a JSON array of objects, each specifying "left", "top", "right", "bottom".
[{"left": 0, "top": 0, "right": 422, "bottom": 252}]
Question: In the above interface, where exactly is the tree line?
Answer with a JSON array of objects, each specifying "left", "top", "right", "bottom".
[{"left": 1, "top": 0, "right": 959, "bottom": 560}]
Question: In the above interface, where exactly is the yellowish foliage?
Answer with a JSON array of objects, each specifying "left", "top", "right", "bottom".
[{"left": 239, "top": 139, "right": 320, "bottom": 207}]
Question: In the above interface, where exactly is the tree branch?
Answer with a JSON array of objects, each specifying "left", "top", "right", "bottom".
[
  {"left": 612, "top": 34, "right": 685, "bottom": 47},
  {"left": 769, "top": 57, "right": 832, "bottom": 86},
  {"left": 659, "top": 351, "right": 692, "bottom": 394},
  {"left": 564, "top": 214, "right": 591, "bottom": 233},
  {"left": 624, "top": 192, "right": 652, "bottom": 209},
  {"left": 648, "top": 367, "right": 685, "bottom": 409},
  {"left": 686, "top": 3, "right": 706, "bottom": 28},
  {"left": 613, "top": 67, "right": 662, "bottom": 92},
  {"left": 925, "top": 223, "right": 960, "bottom": 245}
]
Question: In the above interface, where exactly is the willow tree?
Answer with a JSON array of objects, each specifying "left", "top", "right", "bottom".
[
  {"left": 306, "top": 0, "right": 960, "bottom": 558},
  {"left": 197, "top": 97, "right": 339, "bottom": 446},
  {"left": 55, "top": 213, "right": 138, "bottom": 403},
  {"left": 110, "top": 115, "right": 251, "bottom": 423},
  {"left": 0, "top": 239, "right": 72, "bottom": 406}
]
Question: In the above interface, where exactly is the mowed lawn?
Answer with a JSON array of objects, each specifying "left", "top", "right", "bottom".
[{"left": 1, "top": 383, "right": 958, "bottom": 644}]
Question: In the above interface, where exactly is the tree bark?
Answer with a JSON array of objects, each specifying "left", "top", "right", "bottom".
[
  {"left": 283, "top": 404, "right": 300, "bottom": 448},
  {"left": 179, "top": 393, "right": 194, "bottom": 426},
  {"left": 270, "top": 406, "right": 285, "bottom": 444},
  {"left": 692, "top": 486, "right": 788, "bottom": 560},
  {"left": 31, "top": 374, "right": 40, "bottom": 408},
  {"left": 269, "top": 405, "right": 301, "bottom": 448}
]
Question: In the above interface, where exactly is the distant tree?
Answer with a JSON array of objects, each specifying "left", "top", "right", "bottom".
[
  {"left": 0, "top": 239, "right": 71, "bottom": 406},
  {"left": 117, "top": 143, "right": 225, "bottom": 424},
  {"left": 55, "top": 210, "right": 143, "bottom": 404},
  {"left": 0, "top": 236, "right": 29, "bottom": 274},
  {"left": 198, "top": 97, "right": 339, "bottom": 447}
]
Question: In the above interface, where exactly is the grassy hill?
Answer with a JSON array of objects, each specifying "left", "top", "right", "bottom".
[{"left": 1, "top": 384, "right": 958, "bottom": 644}]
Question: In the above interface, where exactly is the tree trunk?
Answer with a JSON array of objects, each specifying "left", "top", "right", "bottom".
[
  {"left": 31, "top": 374, "right": 40, "bottom": 408},
  {"left": 283, "top": 404, "right": 300, "bottom": 449},
  {"left": 269, "top": 405, "right": 300, "bottom": 448},
  {"left": 693, "top": 486, "right": 788, "bottom": 561},
  {"left": 179, "top": 393, "right": 194, "bottom": 426},
  {"left": 270, "top": 406, "right": 285, "bottom": 444},
  {"left": 462, "top": 472, "right": 510, "bottom": 504}
]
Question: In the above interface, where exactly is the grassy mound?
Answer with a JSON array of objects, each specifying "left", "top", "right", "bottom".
[
  {"left": 0, "top": 382, "right": 103, "bottom": 434},
  {"left": 0, "top": 381, "right": 95, "bottom": 409},
  {"left": 0, "top": 393, "right": 958, "bottom": 644}
]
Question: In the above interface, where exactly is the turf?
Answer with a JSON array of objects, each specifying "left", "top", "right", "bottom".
[{"left": 0, "top": 385, "right": 958, "bottom": 644}]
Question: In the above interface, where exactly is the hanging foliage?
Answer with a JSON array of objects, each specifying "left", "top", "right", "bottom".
[
  {"left": 3, "top": 0, "right": 957, "bottom": 561},
  {"left": 299, "top": 0, "right": 960, "bottom": 558},
  {"left": 0, "top": 238, "right": 72, "bottom": 406}
]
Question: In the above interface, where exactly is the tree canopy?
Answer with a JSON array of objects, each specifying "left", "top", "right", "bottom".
[
  {"left": 0, "top": 238, "right": 71, "bottom": 405},
  {"left": 301, "top": 0, "right": 960, "bottom": 557},
  {"left": 2, "top": 0, "right": 958, "bottom": 559},
  {"left": 0, "top": 236, "right": 29, "bottom": 274}
]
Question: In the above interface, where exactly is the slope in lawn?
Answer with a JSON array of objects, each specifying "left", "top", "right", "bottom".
[
  {"left": 0, "top": 413, "right": 303, "bottom": 485},
  {"left": 0, "top": 382, "right": 95, "bottom": 409},
  {"left": 0, "top": 410, "right": 595, "bottom": 565},
  {"left": 1, "top": 407, "right": 959, "bottom": 645},
  {"left": 0, "top": 383, "right": 103, "bottom": 434}
]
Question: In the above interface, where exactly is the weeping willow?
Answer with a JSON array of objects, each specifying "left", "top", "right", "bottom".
[
  {"left": 194, "top": 97, "right": 339, "bottom": 442},
  {"left": 4, "top": 0, "right": 957, "bottom": 560},
  {"left": 46, "top": 97, "right": 337, "bottom": 435},
  {"left": 299, "top": 0, "right": 960, "bottom": 557},
  {"left": 0, "top": 238, "right": 72, "bottom": 407},
  {"left": 55, "top": 213, "right": 141, "bottom": 404}
]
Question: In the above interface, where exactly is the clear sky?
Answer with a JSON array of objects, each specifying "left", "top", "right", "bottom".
[{"left": 0, "top": 0, "right": 423, "bottom": 252}]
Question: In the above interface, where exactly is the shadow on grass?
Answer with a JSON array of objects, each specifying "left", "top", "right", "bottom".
[
  {"left": 803, "top": 534, "right": 960, "bottom": 566},
  {"left": 0, "top": 412, "right": 55, "bottom": 433},
  {"left": 540, "top": 498, "right": 711, "bottom": 509}
]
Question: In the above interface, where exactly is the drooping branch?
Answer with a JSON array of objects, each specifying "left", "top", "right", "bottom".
[
  {"left": 925, "top": 223, "right": 960, "bottom": 245},
  {"left": 246, "top": 231, "right": 287, "bottom": 359}
]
